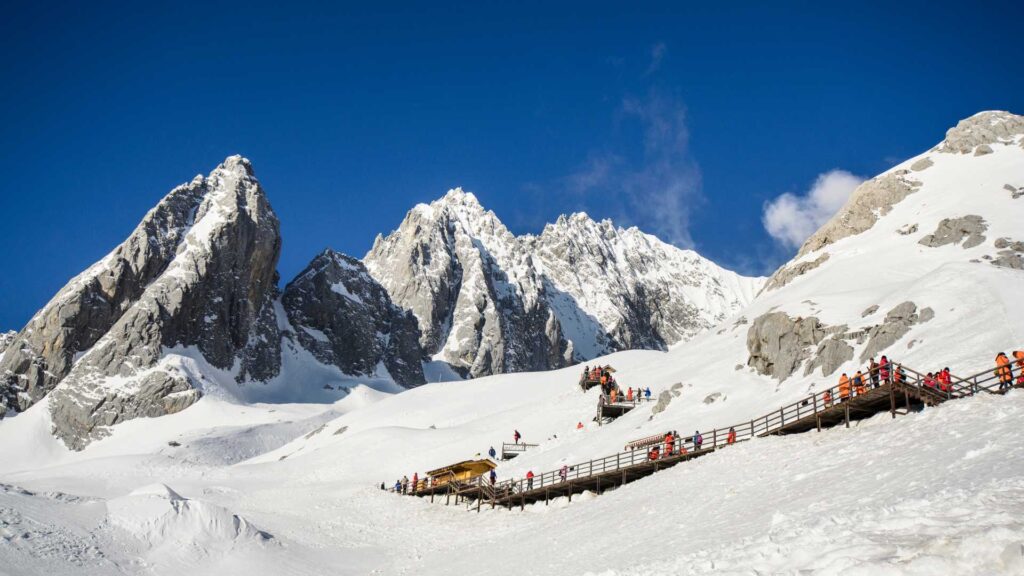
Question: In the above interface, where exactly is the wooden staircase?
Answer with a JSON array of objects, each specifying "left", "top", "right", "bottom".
[{"left": 403, "top": 353, "right": 1020, "bottom": 511}]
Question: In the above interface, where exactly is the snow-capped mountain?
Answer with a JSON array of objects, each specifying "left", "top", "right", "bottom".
[
  {"left": 364, "top": 190, "right": 761, "bottom": 377},
  {"left": 0, "top": 158, "right": 422, "bottom": 448}
]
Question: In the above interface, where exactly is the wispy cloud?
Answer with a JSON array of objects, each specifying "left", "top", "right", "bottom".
[
  {"left": 645, "top": 41, "right": 667, "bottom": 75},
  {"left": 762, "top": 170, "right": 865, "bottom": 250},
  {"left": 558, "top": 86, "right": 701, "bottom": 247}
]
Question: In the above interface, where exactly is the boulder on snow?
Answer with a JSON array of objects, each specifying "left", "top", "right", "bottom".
[
  {"left": 861, "top": 305, "right": 879, "bottom": 318},
  {"left": 918, "top": 215, "right": 988, "bottom": 249},
  {"left": 974, "top": 144, "right": 994, "bottom": 156},
  {"left": 746, "top": 312, "right": 828, "bottom": 381},
  {"left": 804, "top": 337, "right": 855, "bottom": 377},
  {"left": 897, "top": 223, "right": 919, "bottom": 236},
  {"left": 991, "top": 238, "right": 1024, "bottom": 269},
  {"left": 910, "top": 157, "right": 934, "bottom": 171},
  {"left": 859, "top": 301, "right": 920, "bottom": 362}
]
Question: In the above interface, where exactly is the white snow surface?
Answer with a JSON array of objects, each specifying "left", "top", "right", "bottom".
[{"left": 1, "top": 113, "right": 1023, "bottom": 574}]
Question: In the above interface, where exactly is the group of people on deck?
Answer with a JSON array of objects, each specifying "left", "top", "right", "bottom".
[{"left": 831, "top": 355, "right": 904, "bottom": 404}]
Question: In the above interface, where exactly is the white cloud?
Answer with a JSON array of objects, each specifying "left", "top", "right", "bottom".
[
  {"left": 763, "top": 170, "right": 865, "bottom": 250},
  {"left": 646, "top": 42, "right": 667, "bottom": 75}
]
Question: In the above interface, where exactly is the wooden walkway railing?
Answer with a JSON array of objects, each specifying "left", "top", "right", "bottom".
[{"left": 402, "top": 352, "right": 1020, "bottom": 510}]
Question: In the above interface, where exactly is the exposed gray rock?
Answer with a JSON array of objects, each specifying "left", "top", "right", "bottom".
[
  {"left": 918, "top": 215, "right": 988, "bottom": 249},
  {"left": 703, "top": 392, "right": 722, "bottom": 405},
  {"left": 44, "top": 156, "right": 283, "bottom": 449},
  {"left": 804, "top": 337, "right": 854, "bottom": 377},
  {"left": 861, "top": 305, "right": 879, "bottom": 318},
  {"left": 797, "top": 170, "right": 922, "bottom": 257},
  {"left": 919, "top": 307, "right": 935, "bottom": 323},
  {"left": 991, "top": 238, "right": 1024, "bottom": 269},
  {"left": 860, "top": 301, "right": 919, "bottom": 362},
  {"left": 650, "top": 383, "right": 684, "bottom": 417},
  {"left": 0, "top": 332, "right": 14, "bottom": 356},
  {"left": 1, "top": 177, "right": 211, "bottom": 413},
  {"left": 936, "top": 111, "right": 1024, "bottom": 154},
  {"left": 282, "top": 250, "right": 425, "bottom": 386},
  {"left": 974, "top": 144, "right": 994, "bottom": 156},
  {"left": 1005, "top": 184, "right": 1024, "bottom": 199},
  {"left": 910, "top": 157, "right": 934, "bottom": 171},
  {"left": 746, "top": 312, "right": 826, "bottom": 381},
  {"left": 762, "top": 253, "right": 829, "bottom": 293},
  {"left": 897, "top": 223, "right": 919, "bottom": 236}
]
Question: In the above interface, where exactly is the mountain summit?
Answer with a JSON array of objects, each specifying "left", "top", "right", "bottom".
[{"left": 364, "top": 190, "right": 762, "bottom": 377}]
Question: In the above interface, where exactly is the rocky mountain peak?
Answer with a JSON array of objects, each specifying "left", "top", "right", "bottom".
[{"left": 936, "top": 110, "right": 1024, "bottom": 154}]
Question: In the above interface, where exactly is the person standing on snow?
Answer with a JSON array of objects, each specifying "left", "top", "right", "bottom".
[
  {"left": 401, "top": 475, "right": 409, "bottom": 494},
  {"left": 514, "top": 429, "right": 521, "bottom": 444},
  {"left": 488, "top": 446, "right": 497, "bottom": 459},
  {"left": 411, "top": 473, "right": 419, "bottom": 494}
]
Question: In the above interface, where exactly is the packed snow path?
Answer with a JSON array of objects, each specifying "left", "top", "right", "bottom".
[{"left": 404, "top": 354, "right": 1020, "bottom": 511}]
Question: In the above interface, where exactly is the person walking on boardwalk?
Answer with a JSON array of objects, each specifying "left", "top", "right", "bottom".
[
  {"left": 627, "top": 387, "right": 634, "bottom": 401},
  {"left": 727, "top": 427, "right": 737, "bottom": 445},
  {"left": 879, "top": 355, "right": 891, "bottom": 384},
  {"left": 610, "top": 387, "right": 618, "bottom": 403},
  {"left": 839, "top": 373, "right": 851, "bottom": 401},
  {"left": 514, "top": 429, "right": 521, "bottom": 444},
  {"left": 664, "top": 431, "right": 674, "bottom": 456},
  {"left": 853, "top": 371, "right": 867, "bottom": 396},
  {"left": 645, "top": 387, "right": 651, "bottom": 399},
  {"left": 939, "top": 368, "right": 952, "bottom": 393},
  {"left": 489, "top": 469, "right": 497, "bottom": 485},
  {"left": 559, "top": 465, "right": 568, "bottom": 482},
  {"left": 996, "top": 352, "right": 1013, "bottom": 391},
  {"left": 869, "top": 358, "right": 880, "bottom": 388},
  {"left": 394, "top": 479, "right": 401, "bottom": 492},
  {"left": 649, "top": 445, "right": 660, "bottom": 461},
  {"left": 823, "top": 389, "right": 833, "bottom": 407},
  {"left": 526, "top": 470, "right": 535, "bottom": 490},
  {"left": 894, "top": 364, "right": 906, "bottom": 384},
  {"left": 693, "top": 430, "right": 703, "bottom": 451},
  {"left": 411, "top": 473, "right": 419, "bottom": 494},
  {"left": 401, "top": 475, "right": 409, "bottom": 494}
]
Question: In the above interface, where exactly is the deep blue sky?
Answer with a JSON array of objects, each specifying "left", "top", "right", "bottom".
[{"left": 2, "top": 1, "right": 1022, "bottom": 330}]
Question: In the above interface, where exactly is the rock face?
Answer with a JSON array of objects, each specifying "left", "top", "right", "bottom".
[
  {"left": 918, "top": 215, "right": 988, "bottom": 249},
  {"left": 797, "top": 170, "right": 923, "bottom": 258},
  {"left": 860, "top": 302, "right": 919, "bottom": 362},
  {"left": 364, "top": 190, "right": 761, "bottom": 376},
  {"left": 762, "top": 253, "right": 829, "bottom": 293},
  {"left": 746, "top": 312, "right": 827, "bottom": 381},
  {"left": 282, "top": 250, "right": 425, "bottom": 386},
  {"left": 44, "top": 156, "right": 283, "bottom": 448},
  {"left": 0, "top": 332, "right": 14, "bottom": 356},
  {"left": 936, "top": 111, "right": 1024, "bottom": 154}
]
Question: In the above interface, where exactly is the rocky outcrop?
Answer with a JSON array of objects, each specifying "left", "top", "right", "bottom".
[
  {"left": 991, "top": 237, "right": 1024, "bottom": 269},
  {"left": 365, "top": 189, "right": 759, "bottom": 377},
  {"left": 918, "top": 215, "right": 988, "bottom": 249},
  {"left": 797, "top": 170, "right": 923, "bottom": 257},
  {"left": 762, "top": 253, "right": 829, "bottom": 293},
  {"left": 859, "top": 302, "right": 919, "bottom": 362},
  {"left": 746, "top": 312, "right": 827, "bottom": 381},
  {"left": 804, "top": 337, "right": 855, "bottom": 377},
  {"left": 282, "top": 250, "right": 425, "bottom": 386},
  {"left": 0, "top": 332, "right": 14, "bottom": 356},
  {"left": 936, "top": 111, "right": 1024, "bottom": 154},
  {"left": 1006, "top": 184, "right": 1024, "bottom": 200},
  {"left": 43, "top": 156, "right": 283, "bottom": 449},
  {"left": 910, "top": 157, "right": 933, "bottom": 171}
]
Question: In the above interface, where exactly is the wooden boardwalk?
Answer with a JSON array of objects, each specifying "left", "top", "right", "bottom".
[{"left": 402, "top": 354, "right": 1019, "bottom": 511}]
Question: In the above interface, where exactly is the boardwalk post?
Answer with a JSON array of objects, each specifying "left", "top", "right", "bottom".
[
  {"left": 713, "top": 429, "right": 717, "bottom": 447},
  {"left": 545, "top": 488, "right": 549, "bottom": 505},
  {"left": 844, "top": 402, "right": 850, "bottom": 428},
  {"left": 889, "top": 383, "right": 896, "bottom": 418},
  {"left": 568, "top": 481, "right": 573, "bottom": 503}
]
